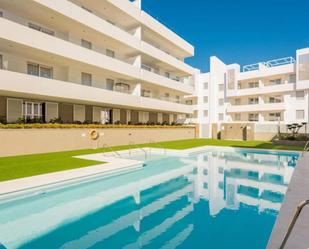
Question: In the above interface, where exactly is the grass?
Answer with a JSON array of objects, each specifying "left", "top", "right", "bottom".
[{"left": 0, "top": 139, "right": 302, "bottom": 182}]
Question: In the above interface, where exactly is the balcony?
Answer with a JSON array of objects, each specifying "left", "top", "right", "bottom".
[
  {"left": 227, "top": 102, "right": 285, "bottom": 113},
  {"left": 227, "top": 83, "right": 294, "bottom": 97},
  {"left": 28, "top": 0, "right": 194, "bottom": 76},
  {"left": 141, "top": 69, "right": 194, "bottom": 94},
  {"left": 0, "top": 17, "right": 194, "bottom": 94},
  {"left": 0, "top": 69, "right": 193, "bottom": 114}
]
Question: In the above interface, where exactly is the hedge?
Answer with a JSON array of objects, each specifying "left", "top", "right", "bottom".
[{"left": 0, "top": 123, "right": 196, "bottom": 129}]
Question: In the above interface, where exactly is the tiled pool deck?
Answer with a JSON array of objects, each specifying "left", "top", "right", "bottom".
[{"left": 267, "top": 152, "right": 309, "bottom": 249}]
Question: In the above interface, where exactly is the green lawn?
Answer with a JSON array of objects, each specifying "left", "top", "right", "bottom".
[{"left": 0, "top": 139, "right": 302, "bottom": 182}]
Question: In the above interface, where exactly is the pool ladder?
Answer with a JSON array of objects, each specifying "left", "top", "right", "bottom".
[
  {"left": 102, "top": 143, "right": 121, "bottom": 157},
  {"left": 279, "top": 199, "right": 309, "bottom": 249},
  {"left": 302, "top": 141, "right": 309, "bottom": 156},
  {"left": 129, "top": 141, "right": 148, "bottom": 159}
]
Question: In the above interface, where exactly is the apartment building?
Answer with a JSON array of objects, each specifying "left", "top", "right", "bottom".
[
  {"left": 0, "top": 0, "right": 197, "bottom": 124},
  {"left": 192, "top": 48, "right": 309, "bottom": 139}
]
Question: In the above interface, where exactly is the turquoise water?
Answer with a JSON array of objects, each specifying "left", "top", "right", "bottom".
[{"left": 0, "top": 149, "right": 299, "bottom": 249}]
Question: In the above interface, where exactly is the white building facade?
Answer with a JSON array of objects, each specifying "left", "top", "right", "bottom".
[
  {"left": 0, "top": 0, "right": 196, "bottom": 124},
  {"left": 1, "top": 0, "right": 309, "bottom": 141},
  {"left": 192, "top": 48, "right": 309, "bottom": 139}
]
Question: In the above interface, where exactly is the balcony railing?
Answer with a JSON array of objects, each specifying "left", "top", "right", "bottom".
[
  {"left": 0, "top": 64, "right": 189, "bottom": 106},
  {"left": 243, "top": 57, "right": 295, "bottom": 72}
]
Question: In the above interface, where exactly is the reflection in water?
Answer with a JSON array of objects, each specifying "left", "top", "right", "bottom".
[{"left": 0, "top": 150, "right": 298, "bottom": 249}]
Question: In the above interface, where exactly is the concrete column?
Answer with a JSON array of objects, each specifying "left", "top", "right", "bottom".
[{"left": 132, "top": 83, "right": 141, "bottom": 96}]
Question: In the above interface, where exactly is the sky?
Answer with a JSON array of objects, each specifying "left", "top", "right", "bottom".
[{"left": 142, "top": 0, "right": 309, "bottom": 73}]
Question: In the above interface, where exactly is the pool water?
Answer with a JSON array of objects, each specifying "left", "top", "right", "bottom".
[{"left": 0, "top": 149, "right": 299, "bottom": 249}]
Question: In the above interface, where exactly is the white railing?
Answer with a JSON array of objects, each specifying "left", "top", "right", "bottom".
[{"left": 243, "top": 57, "right": 295, "bottom": 72}]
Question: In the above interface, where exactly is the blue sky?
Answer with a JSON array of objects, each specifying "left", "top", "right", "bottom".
[{"left": 142, "top": 0, "right": 309, "bottom": 72}]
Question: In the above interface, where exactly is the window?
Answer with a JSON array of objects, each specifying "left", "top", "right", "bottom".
[
  {"left": 219, "top": 98, "right": 224, "bottom": 105},
  {"left": 269, "top": 79, "right": 282, "bottom": 85},
  {"left": 269, "top": 113, "right": 282, "bottom": 121},
  {"left": 218, "top": 84, "right": 224, "bottom": 91},
  {"left": 27, "top": 63, "right": 39, "bottom": 76},
  {"left": 203, "top": 96, "right": 208, "bottom": 103},
  {"left": 289, "top": 74, "right": 296, "bottom": 83},
  {"left": 106, "top": 49, "right": 115, "bottom": 58},
  {"left": 106, "top": 78, "right": 114, "bottom": 90},
  {"left": 175, "top": 96, "right": 180, "bottom": 103},
  {"left": 165, "top": 72, "right": 170, "bottom": 78},
  {"left": 269, "top": 96, "right": 282, "bottom": 103},
  {"left": 204, "top": 82, "right": 208, "bottom": 89},
  {"left": 0, "top": 11, "right": 3, "bottom": 17},
  {"left": 296, "top": 110, "right": 304, "bottom": 120},
  {"left": 27, "top": 62, "right": 53, "bottom": 78},
  {"left": 218, "top": 113, "right": 224, "bottom": 121},
  {"left": 235, "top": 113, "right": 241, "bottom": 121},
  {"left": 186, "top": 100, "right": 193, "bottom": 105},
  {"left": 204, "top": 110, "right": 208, "bottom": 117},
  {"left": 115, "top": 82, "right": 130, "bottom": 93},
  {"left": 40, "top": 65, "right": 53, "bottom": 78},
  {"left": 299, "top": 53, "right": 309, "bottom": 81},
  {"left": 81, "top": 72, "right": 92, "bottom": 86},
  {"left": 0, "top": 54, "right": 2, "bottom": 69},
  {"left": 28, "top": 23, "right": 55, "bottom": 36},
  {"left": 235, "top": 98, "right": 241, "bottom": 105},
  {"left": 81, "top": 39, "right": 92, "bottom": 49},
  {"left": 296, "top": 91, "right": 305, "bottom": 99},
  {"left": 164, "top": 93, "right": 170, "bottom": 100},
  {"left": 142, "top": 89, "right": 151, "bottom": 97},
  {"left": 23, "top": 101, "right": 42, "bottom": 119},
  {"left": 249, "top": 98, "right": 259, "bottom": 105},
  {"left": 249, "top": 113, "right": 259, "bottom": 122},
  {"left": 248, "top": 81, "right": 259, "bottom": 88}
]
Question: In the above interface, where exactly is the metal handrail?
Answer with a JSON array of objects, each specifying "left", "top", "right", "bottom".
[
  {"left": 302, "top": 141, "right": 309, "bottom": 156},
  {"left": 279, "top": 199, "right": 309, "bottom": 249},
  {"left": 129, "top": 141, "right": 147, "bottom": 159},
  {"left": 102, "top": 143, "right": 121, "bottom": 157}
]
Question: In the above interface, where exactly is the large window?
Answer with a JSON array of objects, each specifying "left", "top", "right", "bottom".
[
  {"left": 81, "top": 72, "right": 92, "bottom": 86},
  {"left": 204, "top": 82, "right": 208, "bottom": 89},
  {"left": 248, "top": 98, "right": 259, "bottom": 105},
  {"left": 106, "top": 49, "right": 115, "bottom": 58},
  {"left": 296, "top": 110, "right": 305, "bottom": 120},
  {"left": 115, "top": 82, "right": 130, "bottom": 93},
  {"left": 248, "top": 81, "right": 259, "bottom": 88},
  {"left": 28, "top": 22, "right": 55, "bottom": 36},
  {"left": 269, "top": 78, "right": 282, "bottom": 85},
  {"left": 81, "top": 39, "right": 92, "bottom": 49},
  {"left": 27, "top": 63, "right": 53, "bottom": 79},
  {"left": 269, "top": 96, "right": 282, "bottom": 103},
  {"left": 269, "top": 112, "right": 282, "bottom": 121},
  {"left": 142, "top": 89, "right": 151, "bottom": 98},
  {"left": 106, "top": 79, "right": 114, "bottom": 90},
  {"left": 299, "top": 53, "right": 309, "bottom": 81},
  {"left": 218, "top": 84, "right": 224, "bottom": 91},
  {"left": 296, "top": 91, "right": 305, "bottom": 100},
  {"left": 23, "top": 101, "right": 42, "bottom": 119},
  {"left": 235, "top": 113, "right": 241, "bottom": 121},
  {"left": 249, "top": 113, "right": 259, "bottom": 122}
]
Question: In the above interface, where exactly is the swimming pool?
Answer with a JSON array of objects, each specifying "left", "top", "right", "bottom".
[{"left": 0, "top": 148, "right": 299, "bottom": 249}]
